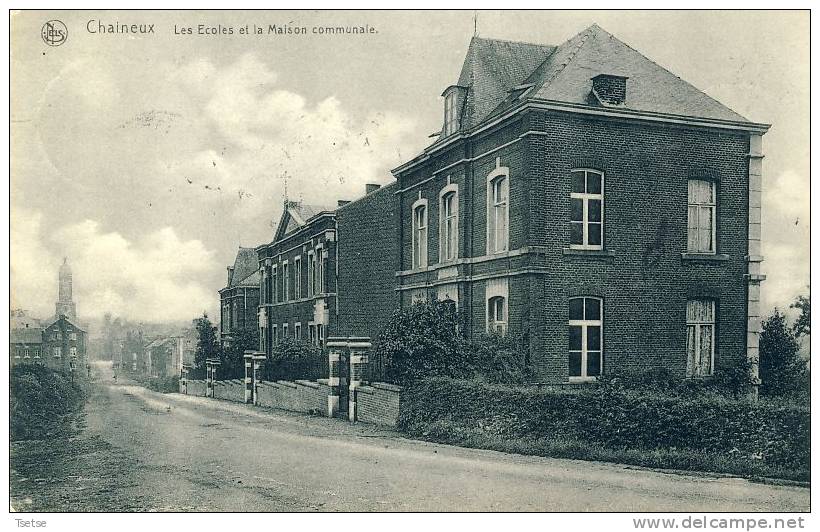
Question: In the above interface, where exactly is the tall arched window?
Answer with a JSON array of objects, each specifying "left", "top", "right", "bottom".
[
  {"left": 487, "top": 167, "right": 509, "bottom": 254},
  {"left": 439, "top": 184, "right": 458, "bottom": 263},
  {"left": 570, "top": 169, "right": 604, "bottom": 250},
  {"left": 487, "top": 296, "right": 507, "bottom": 335},
  {"left": 412, "top": 199, "right": 428, "bottom": 268},
  {"left": 568, "top": 297, "right": 603, "bottom": 379}
]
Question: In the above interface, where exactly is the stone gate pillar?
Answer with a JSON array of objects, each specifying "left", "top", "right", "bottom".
[
  {"left": 181, "top": 365, "right": 189, "bottom": 395},
  {"left": 243, "top": 352, "right": 254, "bottom": 404},
  {"left": 347, "top": 337, "right": 372, "bottom": 422},
  {"left": 205, "top": 358, "right": 221, "bottom": 398},
  {"left": 252, "top": 353, "right": 266, "bottom": 405},
  {"left": 326, "top": 338, "right": 346, "bottom": 417}
]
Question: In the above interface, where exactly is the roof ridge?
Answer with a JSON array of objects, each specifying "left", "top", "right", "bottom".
[
  {"left": 472, "top": 35, "right": 554, "bottom": 49},
  {"left": 598, "top": 27, "right": 749, "bottom": 121},
  {"left": 539, "top": 25, "right": 596, "bottom": 94}
]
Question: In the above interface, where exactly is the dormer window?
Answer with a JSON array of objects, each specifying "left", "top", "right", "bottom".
[{"left": 442, "top": 86, "right": 464, "bottom": 137}]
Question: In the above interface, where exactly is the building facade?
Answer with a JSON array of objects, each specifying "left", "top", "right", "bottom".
[
  {"left": 219, "top": 247, "right": 261, "bottom": 347},
  {"left": 255, "top": 201, "right": 337, "bottom": 357},
  {"left": 249, "top": 24, "right": 768, "bottom": 386},
  {"left": 390, "top": 25, "right": 768, "bottom": 383},
  {"left": 42, "top": 315, "right": 87, "bottom": 374}
]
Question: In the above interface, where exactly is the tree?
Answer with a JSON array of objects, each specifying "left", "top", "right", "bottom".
[
  {"left": 759, "top": 309, "right": 808, "bottom": 398},
  {"left": 790, "top": 290, "right": 810, "bottom": 338},
  {"left": 193, "top": 313, "right": 221, "bottom": 379},
  {"left": 222, "top": 326, "right": 259, "bottom": 380}
]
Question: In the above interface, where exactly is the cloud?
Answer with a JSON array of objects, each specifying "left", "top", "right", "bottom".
[
  {"left": 11, "top": 207, "right": 216, "bottom": 322},
  {"left": 760, "top": 169, "right": 810, "bottom": 315},
  {"left": 14, "top": 51, "right": 422, "bottom": 325}
]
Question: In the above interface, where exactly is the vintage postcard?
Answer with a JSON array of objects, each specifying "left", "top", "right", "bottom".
[{"left": 8, "top": 8, "right": 811, "bottom": 523}]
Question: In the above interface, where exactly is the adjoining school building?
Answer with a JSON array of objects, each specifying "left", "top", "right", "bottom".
[{"left": 246, "top": 24, "right": 769, "bottom": 386}]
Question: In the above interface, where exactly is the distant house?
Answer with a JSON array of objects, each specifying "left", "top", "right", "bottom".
[
  {"left": 10, "top": 325, "right": 44, "bottom": 365},
  {"left": 42, "top": 314, "right": 87, "bottom": 374},
  {"left": 219, "top": 247, "right": 261, "bottom": 347}
]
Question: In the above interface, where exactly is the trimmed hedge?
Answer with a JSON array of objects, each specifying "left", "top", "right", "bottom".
[{"left": 398, "top": 377, "right": 809, "bottom": 478}]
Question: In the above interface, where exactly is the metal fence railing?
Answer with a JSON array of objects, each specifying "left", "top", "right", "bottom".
[{"left": 265, "top": 352, "right": 329, "bottom": 382}]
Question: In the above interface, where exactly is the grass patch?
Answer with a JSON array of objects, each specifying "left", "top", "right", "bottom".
[{"left": 410, "top": 419, "right": 808, "bottom": 482}]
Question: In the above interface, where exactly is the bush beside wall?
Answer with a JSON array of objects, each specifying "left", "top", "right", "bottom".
[{"left": 398, "top": 377, "right": 809, "bottom": 480}]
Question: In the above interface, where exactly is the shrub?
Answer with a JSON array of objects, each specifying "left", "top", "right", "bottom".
[
  {"left": 265, "top": 337, "right": 327, "bottom": 381},
  {"left": 759, "top": 309, "right": 809, "bottom": 399},
  {"left": 470, "top": 333, "right": 534, "bottom": 384},
  {"left": 375, "top": 300, "right": 472, "bottom": 385},
  {"left": 599, "top": 362, "right": 756, "bottom": 399},
  {"left": 398, "top": 377, "right": 810, "bottom": 478},
  {"left": 11, "top": 364, "right": 87, "bottom": 441},
  {"left": 132, "top": 374, "right": 180, "bottom": 393}
]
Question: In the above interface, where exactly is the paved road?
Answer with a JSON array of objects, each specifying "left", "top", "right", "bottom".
[{"left": 80, "top": 373, "right": 809, "bottom": 512}]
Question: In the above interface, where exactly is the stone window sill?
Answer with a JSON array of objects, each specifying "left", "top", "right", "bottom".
[
  {"left": 568, "top": 376, "right": 598, "bottom": 384},
  {"left": 681, "top": 253, "right": 730, "bottom": 262},
  {"left": 562, "top": 248, "right": 615, "bottom": 259}
]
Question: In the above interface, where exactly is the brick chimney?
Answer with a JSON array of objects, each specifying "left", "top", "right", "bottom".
[
  {"left": 365, "top": 183, "right": 381, "bottom": 194},
  {"left": 227, "top": 266, "right": 234, "bottom": 285},
  {"left": 591, "top": 74, "right": 628, "bottom": 106}
]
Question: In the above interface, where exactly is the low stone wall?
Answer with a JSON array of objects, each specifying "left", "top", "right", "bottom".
[
  {"left": 183, "top": 379, "right": 207, "bottom": 397},
  {"left": 256, "top": 380, "right": 325, "bottom": 415},
  {"left": 180, "top": 376, "right": 403, "bottom": 427},
  {"left": 214, "top": 379, "right": 245, "bottom": 403},
  {"left": 357, "top": 382, "right": 402, "bottom": 427}
]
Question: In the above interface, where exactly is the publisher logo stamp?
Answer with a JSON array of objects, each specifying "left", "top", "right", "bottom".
[{"left": 41, "top": 20, "right": 68, "bottom": 46}]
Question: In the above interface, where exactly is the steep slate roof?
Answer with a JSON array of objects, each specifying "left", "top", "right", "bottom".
[
  {"left": 273, "top": 201, "right": 335, "bottom": 242},
  {"left": 491, "top": 24, "right": 749, "bottom": 123},
  {"left": 10, "top": 327, "right": 44, "bottom": 344},
  {"left": 228, "top": 247, "right": 259, "bottom": 288},
  {"left": 44, "top": 315, "right": 86, "bottom": 332},
  {"left": 450, "top": 37, "right": 555, "bottom": 131}
]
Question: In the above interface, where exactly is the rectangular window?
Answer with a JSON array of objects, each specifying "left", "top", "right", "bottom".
[
  {"left": 568, "top": 297, "right": 603, "bottom": 379},
  {"left": 317, "top": 324, "right": 324, "bottom": 347},
  {"left": 444, "top": 91, "right": 458, "bottom": 136},
  {"left": 686, "top": 299, "right": 715, "bottom": 376},
  {"left": 488, "top": 176, "right": 509, "bottom": 253},
  {"left": 294, "top": 257, "right": 302, "bottom": 299},
  {"left": 272, "top": 265, "right": 278, "bottom": 303},
  {"left": 294, "top": 323, "right": 301, "bottom": 340},
  {"left": 283, "top": 262, "right": 290, "bottom": 301},
  {"left": 309, "top": 324, "right": 316, "bottom": 346},
  {"left": 687, "top": 180, "right": 716, "bottom": 253},
  {"left": 440, "top": 191, "right": 458, "bottom": 262},
  {"left": 282, "top": 323, "right": 288, "bottom": 338},
  {"left": 570, "top": 170, "right": 604, "bottom": 250},
  {"left": 413, "top": 204, "right": 428, "bottom": 268},
  {"left": 272, "top": 325, "right": 278, "bottom": 344},
  {"left": 316, "top": 247, "right": 324, "bottom": 295},
  {"left": 307, "top": 251, "right": 315, "bottom": 297}
]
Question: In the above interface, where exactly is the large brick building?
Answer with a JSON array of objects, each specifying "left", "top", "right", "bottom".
[
  {"left": 219, "top": 247, "right": 261, "bottom": 346},
  {"left": 251, "top": 24, "right": 768, "bottom": 385},
  {"left": 256, "top": 200, "right": 337, "bottom": 354}
]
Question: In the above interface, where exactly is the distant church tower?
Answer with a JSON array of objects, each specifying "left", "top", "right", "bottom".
[{"left": 55, "top": 257, "right": 77, "bottom": 321}]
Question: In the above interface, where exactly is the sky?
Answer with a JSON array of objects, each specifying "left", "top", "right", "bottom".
[{"left": 10, "top": 10, "right": 809, "bottom": 324}]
